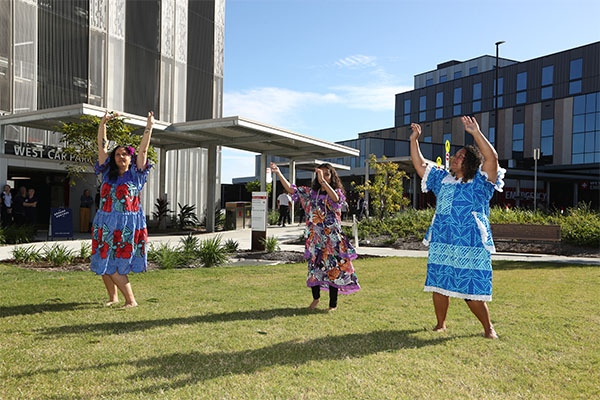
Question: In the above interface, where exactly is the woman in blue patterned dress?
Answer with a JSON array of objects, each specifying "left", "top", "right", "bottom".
[
  {"left": 410, "top": 116, "right": 505, "bottom": 339},
  {"left": 270, "top": 162, "right": 360, "bottom": 311},
  {"left": 91, "top": 111, "right": 154, "bottom": 308}
]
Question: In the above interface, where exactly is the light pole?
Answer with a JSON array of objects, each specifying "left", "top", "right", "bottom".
[
  {"left": 533, "top": 147, "right": 540, "bottom": 211},
  {"left": 494, "top": 41, "right": 505, "bottom": 146}
]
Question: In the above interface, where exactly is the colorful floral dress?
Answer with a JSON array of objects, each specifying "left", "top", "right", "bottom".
[
  {"left": 90, "top": 158, "right": 151, "bottom": 275},
  {"left": 292, "top": 185, "right": 360, "bottom": 294},
  {"left": 421, "top": 164, "right": 506, "bottom": 301}
]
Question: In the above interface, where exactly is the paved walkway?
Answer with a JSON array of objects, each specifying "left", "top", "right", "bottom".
[{"left": 1, "top": 225, "right": 598, "bottom": 266}]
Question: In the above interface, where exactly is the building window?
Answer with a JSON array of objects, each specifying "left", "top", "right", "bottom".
[
  {"left": 488, "top": 126, "right": 495, "bottom": 147},
  {"left": 423, "top": 136, "right": 432, "bottom": 143},
  {"left": 436, "top": 91, "right": 443, "bottom": 119},
  {"left": 469, "top": 66, "right": 478, "bottom": 75},
  {"left": 443, "top": 133, "right": 452, "bottom": 145},
  {"left": 472, "top": 82, "right": 481, "bottom": 113},
  {"left": 453, "top": 87, "right": 462, "bottom": 116},
  {"left": 571, "top": 92, "right": 600, "bottom": 164},
  {"left": 440, "top": 74, "right": 447, "bottom": 83},
  {"left": 541, "top": 65, "right": 553, "bottom": 100},
  {"left": 426, "top": 78, "right": 433, "bottom": 86},
  {"left": 403, "top": 99, "right": 410, "bottom": 125},
  {"left": 512, "top": 122, "right": 524, "bottom": 154},
  {"left": 454, "top": 71, "right": 462, "bottom": 79},
  {"left": 419, "top": 95, "right": 426, "bottom": 122},
  {"left": 541, "top": 118, "right": 553, "bottom": 156},
  {"left": 569, "top": 58, "right": 583, "bottom": 95},
  {"left": 494, "top": 77, "right": 504, "bottom": 108},
  {"left": 516, "top": 72, "right": 527, "bottom": 104}
]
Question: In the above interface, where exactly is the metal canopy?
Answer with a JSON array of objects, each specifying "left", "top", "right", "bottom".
[
  {"left": 0, "top": 103, "right": 360, "bottom": 161},
  {"left": 272, "top": 159, "right": 351, "bottom": 171},
  {"left": 170, "top": 117, "right": 360, "bottom": 160}
]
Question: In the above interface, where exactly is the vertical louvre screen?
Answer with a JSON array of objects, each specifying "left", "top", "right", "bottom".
[
  {"left": 37, "top": 0, "right": 89, "bottom": 109},
  {"left": 124, "top": 0, "right": 160, "bottom": 116}
]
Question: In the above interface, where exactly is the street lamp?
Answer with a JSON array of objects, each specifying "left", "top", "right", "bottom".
[{"left": 494, "top": 41, "right": 505, "bottom": 147}]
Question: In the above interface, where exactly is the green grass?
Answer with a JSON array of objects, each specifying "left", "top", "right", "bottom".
[{"left": 0, "top": 258, "right": 598, "bottom": 399}]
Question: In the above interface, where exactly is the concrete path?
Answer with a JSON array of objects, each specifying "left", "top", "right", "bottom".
[{"left": 1, "top": 224, "right": 598, "bottom": 266}]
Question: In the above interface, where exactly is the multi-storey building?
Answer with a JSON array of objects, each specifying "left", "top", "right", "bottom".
[
  {"left": 0, "top": 0, "right": 225, "bottom": 228},
  {"left": 271, "top": 41, "right": 599, "bottom": 212}
]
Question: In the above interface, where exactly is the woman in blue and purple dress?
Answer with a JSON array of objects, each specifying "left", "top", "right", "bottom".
[
  {"left": 271, "top": 162, "right": 360, "bottom": 311},
  {"left": 90, "top": 111, "right": 153, "bottom": 308}
]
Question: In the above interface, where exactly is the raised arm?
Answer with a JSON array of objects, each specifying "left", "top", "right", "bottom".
[
  {"left": 97, "top": 111, "right": 114, "bottom": 165},
  {"left": 270, "top": 162, "right": 294, "bottom": 194},
  {"left": 409, "top": 123, "right": 429, "bottom": 179},
  {"left": 137, "top": 111, "right": 154, "bottom": 170},
  {"left": 462, "top": 116, "right": 498, "bottom": 181},
  {"left": 315, "top": 168, "right": 340, "bottom": 203}
]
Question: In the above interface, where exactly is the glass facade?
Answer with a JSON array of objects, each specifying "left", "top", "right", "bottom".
[
  {"left": 453, "top": 87, "right": 461, "bottom": 116},
  {"left": 419, "top": 95, "right": 426, "bottom": 122},
  {"left": 541, "top": 118, "right": 553, "bottom": 156},
  {"left": 541, "top": 65, "right": 553, "bottom": 100},
  {"left": 435, "top": 91, "right": 443, "bottom": 119},
  {"left": 572, "top": 92, "right": 600, "bottom": 164},
  {"left": 472, "top": 82, "right": 481, "bottom": 112},
  {"left": 569, "top": 58, "right": 583, "bottom": 95},
  {"left": 516, "top": 72, "right": 527, "bottom": 104},
  {"left": 403, "top": 99, "right": 410, "bottom": 125},
  {"left": 512, "top": 123, "right": 524, "bottom": 154}
]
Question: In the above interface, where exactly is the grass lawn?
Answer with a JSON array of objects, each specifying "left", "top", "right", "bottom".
[{"left": 1, "top": 257, "right": 598, "bottom": 399}]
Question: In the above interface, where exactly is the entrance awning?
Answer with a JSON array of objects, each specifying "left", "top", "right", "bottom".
[{"left": 0, "top": 103, "right": 359, "bottom": 160}]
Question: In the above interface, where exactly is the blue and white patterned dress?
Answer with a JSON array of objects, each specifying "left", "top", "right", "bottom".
[{"left": 421, "top": 164, "right": 505, "bottom": 301}]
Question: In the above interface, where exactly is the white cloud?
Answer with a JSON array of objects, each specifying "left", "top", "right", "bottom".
[
  {"left": 332, "top": 84, "right": 413, "bottom": 111},
  {"left": 334, "top": 54, "right": 376, "bottom": 69},
  {"left": 220, "top": 147, "right": 257, "bottom": 184},
  {"left": 224, "top": 87, "right": 339, "bottom": 126}
]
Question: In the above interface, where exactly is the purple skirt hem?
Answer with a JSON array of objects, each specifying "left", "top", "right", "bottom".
[{"left": 307, "top": 281, "right": 360, "bottom": 294}]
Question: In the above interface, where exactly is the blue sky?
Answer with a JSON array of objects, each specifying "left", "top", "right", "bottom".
[{"left": 221, "top": 0, "right": 600, "bottom": 183}]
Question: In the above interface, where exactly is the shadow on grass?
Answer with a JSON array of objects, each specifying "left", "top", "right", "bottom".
[
  {"left": 0, "top": 302, "right": 98, "bottom": 318},
  {"left": 492, "top": 260, "right": 599, "bottom": 270},
  {"left": 33, "top": 329, "right": 466, "bottom": 398},
  {"left": 38, "top": 307, "right": 327, "bottom": 336}
]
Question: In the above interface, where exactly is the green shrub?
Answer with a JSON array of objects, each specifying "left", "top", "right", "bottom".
[
  {"left": 553, "top": 203, "right": 600, "bottom": 247},
  {"left": 197, "top": 235, "right": 229, "bottom": 268},
  {"left": 79, "top": 242, "right": 92, "bottom": 260},
  {"left": 44, "top": 244, "right": 75, "bottom": 267},
  {"left": 12, "top": 245, "right": 43, "bottom": 264},
  {"left": 268, "top": 210, "right": 280, "bottom": 225},
  {"left": 261, "top": 236, "right": 280, "bottom": 253},
  {"left": 1, "top": 224, "right": 37, "bottom": 244},
  {"left": 148, "top": 243, "right": 184, "bottom": 269},
  {"left": 177, "top": 203, "right": 199, "bottom": 229},
  {"left": 223, "top": 239, "right": 239, "bottom": 253}
]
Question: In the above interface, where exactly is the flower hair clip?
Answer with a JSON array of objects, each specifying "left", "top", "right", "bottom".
[{"left": 126, "top": 146, "right": 136, "bottom": 155}]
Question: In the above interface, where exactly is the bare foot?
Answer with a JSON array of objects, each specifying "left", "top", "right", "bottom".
[
  {"left": 105, "top": 300, "right": 119, "bottom": 307},
  {"left": 308, "top": 299, "right": 319, "bottom": 309},
  {"left": 484, "top": 328, "right": 498, "bottom": 339},
  {"left": 328, "top": 307, "right": 337, "bottom": 312},
  {"left": 121, "top": 302, "right": 138, "bottom": 309},
  {"left": 433, "top": 325, "right": 447, "bottom": 332}
]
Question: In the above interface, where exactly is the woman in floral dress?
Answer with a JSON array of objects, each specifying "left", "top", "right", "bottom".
[
  {"left": 410, "top": 116, "right": 504, "bottom": 339},
  {"left": 91, "top": 111, "right": 153, "bottom": 308},
  {"left": 270, "top": 162, "right": 359, "bottom": 311}
]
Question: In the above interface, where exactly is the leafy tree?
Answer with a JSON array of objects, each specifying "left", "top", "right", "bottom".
[
  {"left": 245, "top": 180, "right": 272, "bottom": 194},
  {"left": 58, "top": 114, "right": 158, "bottom": 184},
  {"left": 352, "top": 154, "right": 410, "bottom": 220}
]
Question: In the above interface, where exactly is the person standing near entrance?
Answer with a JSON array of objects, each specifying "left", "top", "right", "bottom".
[
  {"left": 23, "top": 188, "right": 38, "bottom": 226},
  {"left": 410, "top": 116, "right": 504, "bottom": 339},
  {"left": 276, "top": 191, "right": 291, "bottom": 226},
  {"left": 271, "top": 161, "right": 360, "bottom": 311},
  {"left": 13, "top": 186, "right": 27, "bottom": 225},
  {"left": 91, "top": 111, "right": 153, "bottom": 308},
  {"left": 80, "top": 189, "right": 93, "bottom": 233},
  {"left": 1, "top": 185, "right": 12, "bottom": 226}
]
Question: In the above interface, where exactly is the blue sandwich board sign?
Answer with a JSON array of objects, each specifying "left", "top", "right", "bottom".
[{"left": 50, "top": 208, "right": 73, "bottom": 238}]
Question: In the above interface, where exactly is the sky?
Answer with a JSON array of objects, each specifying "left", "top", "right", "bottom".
[{"left": 221, "top": 0, "right": 600, "bottom": 183}]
